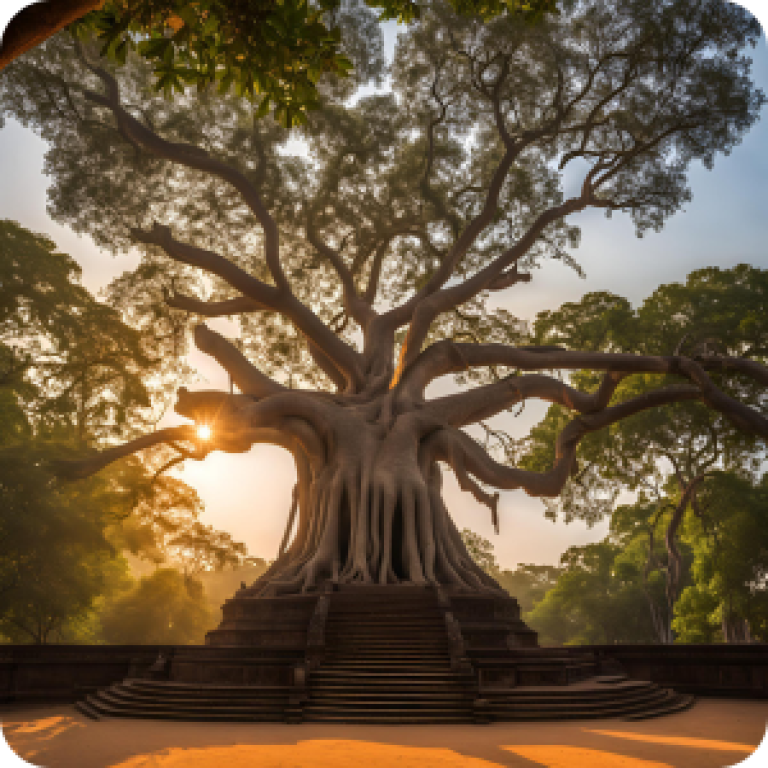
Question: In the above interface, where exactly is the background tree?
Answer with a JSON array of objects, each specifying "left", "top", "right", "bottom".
[
  {"left": 526, "top": 540, "right": 659, "bottom": 645},
  {"left": 673, "top": 471, "right": 768, "bottom": 643},
  {"left": 521, "top": 265, "right": 768, "bottom": 640},
  {"left": 461, "top": 527, "right": 561, "bottom": 613},
  {"left": 99, "top": 567, "right": 213, "bottom": 644},
  {"left": 2, "top": 0, "right": 766, "bottom": 598},
  {"left": 0, "top": 221, "right": 258, "bottom": 642}
]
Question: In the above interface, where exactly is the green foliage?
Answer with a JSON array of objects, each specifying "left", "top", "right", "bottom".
[
  {"left": 526, "top": 541, "right": 659, "bottom": 645},
  {"left": 674, "top": 472, "right": 768, "bottom": 642},
  {"left": 494, "top": 563, "right": 561, "bottom": 613},
  {"left": 671, "top": 584, "right": 720, "bottom": 644},
  {"left": 0, "top": 221, "right": 253, "bottom": 643},
  {"left": 99, "top": 568, "right": 213, "bottom": 644},
  {"left": 523, "top": 265, "right": 768, "bottom": 525},
  {"left": 460, "top": 527, "right": 498, "bottom": 572},
  {"left": 69, "top": 0, "right": 357, "bottom": 127},
  {"left": 67, "top": 0, "right": 556, "bottom": 126},
  {"left": 459, "top": 528, "right": 561, "bottom": 613},
  {"left": 3, "top": 2, "right": 762, "bottom": 388},
  {"left": 0, "top": 441, "right": 132, "bottom": 643},
  {"left": 373, "top": 0, "right": 556, "bottom": 24}
]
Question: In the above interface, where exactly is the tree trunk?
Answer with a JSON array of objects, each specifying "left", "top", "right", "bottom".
[{"left": 235, "top": 395, "right": 502, "bottom": 596}]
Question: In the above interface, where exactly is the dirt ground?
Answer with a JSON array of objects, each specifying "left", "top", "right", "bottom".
[{"left": 1, "top": 697, "right": 765, "bottom": 768}]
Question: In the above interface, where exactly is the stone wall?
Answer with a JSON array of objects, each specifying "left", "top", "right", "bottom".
[
  {"left": 0, "top": 645, "right": 172, "bottom": 702},
  {"left": 579, "top": 644, "right": 768, "bottom": 698},
  {"left": 1, "top": 642, "right": 766, "bottom": 704}
]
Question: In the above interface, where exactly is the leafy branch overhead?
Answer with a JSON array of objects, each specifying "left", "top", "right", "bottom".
[{"left": 1, "top": 0, "right": 557, "bottom": 127}]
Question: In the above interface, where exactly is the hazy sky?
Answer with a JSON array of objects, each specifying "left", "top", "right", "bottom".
[{"left": 1, "top": 5, "right": 767, "bottom": 569}]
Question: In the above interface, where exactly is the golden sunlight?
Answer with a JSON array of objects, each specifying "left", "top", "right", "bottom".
[
  {"left": 196, "top": 424, "right": 212, "bottom": 441},
  {"left": 584, "top": 730, "right": 756, "bottom": 754},
  {"left": 501, "top": 745, "right": 672, "bottom": 767},
  {"left": 108, "top": 740, "right": 503, "bottom": 768}
]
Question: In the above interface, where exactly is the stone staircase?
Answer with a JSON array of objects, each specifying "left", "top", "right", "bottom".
[
  {"left": 304, "top": 587, "right": 477, "bottom": 723},
  {"left": 75, "top": 679, "right": 289, "bottom": 721},
  {"left": 480, "top": 677, "right": 694, "bottom": 721},
  {"left": 73, "top": 585, "right": 694, "bottom": 723}
]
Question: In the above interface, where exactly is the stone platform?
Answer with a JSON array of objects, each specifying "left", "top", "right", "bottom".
[{"left": 73, "top": 584, "right": 694, "bottom": 723}]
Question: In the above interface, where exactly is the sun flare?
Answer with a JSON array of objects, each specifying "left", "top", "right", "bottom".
[{"left": 196, "top": 424, "right": 212, "bottom": 441}]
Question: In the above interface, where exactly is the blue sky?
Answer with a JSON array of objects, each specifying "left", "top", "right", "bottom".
[{"left": 0, "top": 4, "right": 767, "bottom": 569}]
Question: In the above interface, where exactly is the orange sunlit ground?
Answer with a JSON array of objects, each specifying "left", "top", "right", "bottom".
[{"left": 1, "top": 698, "right": 765, "bottom": 768}]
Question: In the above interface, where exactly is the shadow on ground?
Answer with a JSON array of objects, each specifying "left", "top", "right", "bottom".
[{"left": 1, "top": 698, "right": 764, "bottom": 768}]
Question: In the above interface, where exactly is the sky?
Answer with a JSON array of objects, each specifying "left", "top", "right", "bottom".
[{"left": 1, "top": 3, "right": 767, "bottom": 570}]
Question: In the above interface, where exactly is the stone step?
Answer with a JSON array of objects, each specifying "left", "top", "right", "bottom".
[
  {"left": 106, "top": 685, "right": 288, "bottom": 709},
  {"left": 122, "top": 681, "right": 289, "bottom": 698},
  {"left": 90, "top": 691, "right": 286, "bottom": 717},
  {"left": 304, "top": 705, "right": 472, "bottom": 719},
  {"left": 309, "top": 689, "right": 474, "bottom": 700},
  {"left": 486, "top": 690, "right": 675, "bottom": 721},
  {"left": 309, "top": 688, "right": 476, "bottom": 700},
  {"left": 481, "top": 682, "right": 657, "bottom": 704},
  {"left": 312, "top": 669, "right": 472, "bottom": 680},
  {"left": 594, "top": 674, "right": 630, "bottom": 684},
  {"left": 485, "top": 687, "right": 665, "bottom": 713},
  {"left": 624, "top": 693, "right": 695, "bottom": 720},
  {"left": 86, "top": 697, "right": 285, "bottom": 722},
  {"left": 307, "top": 695, "right": 477, "bottom": 708},
  {"left": 303, "top": 714, "right": 474, "bottom": 724},
  {"left": 74, "top": 700, "right": 101, "bottom": 720}
]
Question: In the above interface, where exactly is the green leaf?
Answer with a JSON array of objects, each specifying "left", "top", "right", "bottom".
[{"left": 255, "top": 96, "right": 272, "bottom": 119}]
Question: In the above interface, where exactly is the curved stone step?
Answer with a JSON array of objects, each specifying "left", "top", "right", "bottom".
[
  {"left": 105, "top": 685, "right": 287, "bottom": 709},
  {"left": 486, "top": 689, "right": 682, "bottom": 721},
  {"left": 486, "top": 687, "right": 666, "bottom": 714},
  {"left": 86, "top": 697, "right": 284, "bottom": 722},
  {"left": 624, "top": 693, "right": 695, "bottom": 720},
  {"left": 122, "top": 680, "right": 289, "bottom": 698},
  {"left": 74, "top": 700, "right": 101, "bottom": 720}
]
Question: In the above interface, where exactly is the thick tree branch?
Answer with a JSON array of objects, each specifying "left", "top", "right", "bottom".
[
  {"left": 425, "top": 386, "right": 703, "bottom": 499},
  {"left": 49, "top": 425, "right": 199, "bottom": 480},
  {"left": 393, "top": 196, "right": 587, "bottom": 374},
  {"left": 405, "top": 341, "right": 768, "bottom": 440},
  {"left": 306, "top": 223, "right": 375, "bottom": 328},
  {"left": 76, "top": 46, "right": 290, "bottom": 293},
  {"left": 383, "top": 138, "right": 521, "bottom": 330},
  {"left": 133, "top": 223, "right": 365, "bottom": 388},
  {"left": 129, "top": 224, "right": 275, "bottom": 311},
  {"left": 165, "top": 292, "right": 266, "bottom": 316},
  {"left": 308, "top": 340, "right": 348, "bottom": 392},
  {"left": 425, "top": 371, "right": 628, "bottom": 427},
  {"left": 193, "top": 324, "right": 284, "bottom": 399},
  {"left": 697, "top": 355, "right": 768, "bottom": 386}
]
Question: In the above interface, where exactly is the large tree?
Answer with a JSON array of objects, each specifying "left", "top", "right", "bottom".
[{"left": 2, "top": 0, "right": 767, "bottom": 597}]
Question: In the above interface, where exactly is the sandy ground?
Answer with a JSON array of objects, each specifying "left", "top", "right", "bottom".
[{"left": 1, "top": 697, "right": 765, "bottom": 768}]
